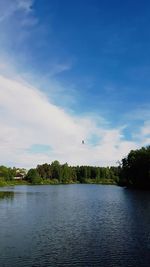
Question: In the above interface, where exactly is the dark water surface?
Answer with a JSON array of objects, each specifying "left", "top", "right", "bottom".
[{"left": 0, "top": 185, "right": 150, "bottom": 267}]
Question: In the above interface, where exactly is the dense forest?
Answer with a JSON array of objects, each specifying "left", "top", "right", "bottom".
[
  {"left": 0, "top": 162, "right": 120, "bottom": 185},
  {"left": 26, "top": 162, "right": 120, "bottom": 184},
  {"left": 0, "top": 146, "right": 150, "bottom": 189},
  {"left": 119, "top": 146, "right": 150, "bottom": 189}
]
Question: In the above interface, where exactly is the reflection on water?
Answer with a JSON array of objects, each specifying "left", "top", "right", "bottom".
[
  {"left": 0, "top": 191, "right": 14, "bottom": 201},
  {"left": 0, "top": 185, "right": 150, "bottom": 267}
]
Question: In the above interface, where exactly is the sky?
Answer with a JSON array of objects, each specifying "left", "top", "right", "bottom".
[{"left": 0, "top": 0, "right": 150, "bottom": 168}]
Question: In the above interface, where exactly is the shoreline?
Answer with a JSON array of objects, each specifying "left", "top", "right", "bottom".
[{"left": 0, "top": 179, "right": 117, "bottom": 187}]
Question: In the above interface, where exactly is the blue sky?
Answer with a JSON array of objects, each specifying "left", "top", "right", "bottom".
[{"left": 0, "top": 0, "right": 149, "bottom": 168}]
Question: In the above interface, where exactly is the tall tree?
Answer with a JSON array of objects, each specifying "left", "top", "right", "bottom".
[
  {"left": 25, "top": 169, "right": 42, "bottom": 184},
  {"left": 120, "top": 146, "right": 150, "bottom": 189}
]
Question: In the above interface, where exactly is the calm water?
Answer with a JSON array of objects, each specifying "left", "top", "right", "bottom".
[{"left": 0, "top": 185, "right": 150, "bottom": 267}]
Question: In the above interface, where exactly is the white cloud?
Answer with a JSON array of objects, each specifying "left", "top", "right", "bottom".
[
  {"left": 141, "top": 121, "right": 150, "bottom": 136},
  {"left": 138, "top": 121, "right": 150, "bottom": 146},
  {"left": 127, "top": 106, "right": 150, "bottom": 121},
  {"left": 0, "top": 73, "right": 144, "bottom": 168}
]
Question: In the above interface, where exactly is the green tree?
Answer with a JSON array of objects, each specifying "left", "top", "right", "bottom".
[
  {"left": 0, "top": 166, "right": 14, "bottom": 180},
  {"left": 25, "top": 169, "right": 42, "bottom": 184},
  {"left": 120, "top": 146, "right": 150, "bottom": 189},
  {"left": 61, "top": 163, "right": 71, "bottom": 183},
  {"left": 50, "top": 161, "right": 61, "bottom": 181},
  {"left": 37, "top": 163, "right": 52, "bottom": 179}
]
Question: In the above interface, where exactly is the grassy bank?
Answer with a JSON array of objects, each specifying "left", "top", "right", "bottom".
[
  {"left": 0, "top": 179, "right": 29, "bottom": 187},
  {"left": 0, "top": 178, "right": 117, "bottom": 186},
  {"left": 84, "top": 178, "right": 117, "bottom": 185}
]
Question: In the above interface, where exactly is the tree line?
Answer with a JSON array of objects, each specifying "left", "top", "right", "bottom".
[
  {"left": 25, "top": 162, "right": 120, "bottom": 184},
  {"left": 0, "top": 145, "right": 150, "bottom": 189},
  {"left": 0, "top": 162, "right": 120, "bottom": 185}
]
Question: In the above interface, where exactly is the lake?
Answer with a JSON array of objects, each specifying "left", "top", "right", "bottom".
[{"left": 0, "top": 184, "right": 150, "bottom": 267}]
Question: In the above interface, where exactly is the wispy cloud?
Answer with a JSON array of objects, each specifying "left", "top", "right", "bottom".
[
  {"left": 16, "top": 0, "right": 34, "bottom": 13},
  {"left": 141, "top": 121, "right": 150, "bottom": 136},
  {"left": 0, "top": 0, "right": 38, "bottom": 56},
  {"left": 0, "top": 0, "right": 35, "bottom": 22},
  {"left": 0, "top": 72, "right": 146, "bottom": 168},
  {"left": 45, "top": 60, "right": 74, "bottom": 78},
  {"left": 127, "top": 106, "right": 150, "bottom": 121}
]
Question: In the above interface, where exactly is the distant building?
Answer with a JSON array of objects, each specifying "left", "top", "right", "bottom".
[
  {"left": 14, "top": 173, "right": 24, "bottom": 180},
  {"left": 14, "top": 168, "right": 27, "bottom": 180}
]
